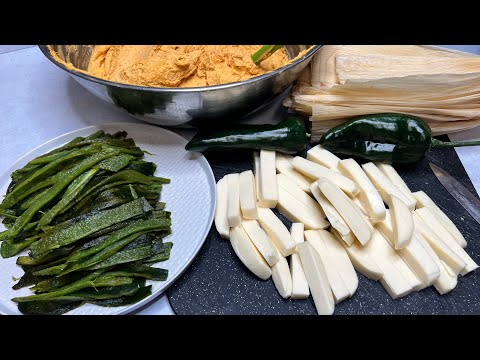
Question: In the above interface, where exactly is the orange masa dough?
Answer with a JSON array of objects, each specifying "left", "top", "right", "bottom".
[{"left": 85, "top": 45, "right": 290, "bottom": 88}]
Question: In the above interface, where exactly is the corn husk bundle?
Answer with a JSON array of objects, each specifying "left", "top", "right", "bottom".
[{"left": 285, "top": 46, "right": 480, "bottom": 141}]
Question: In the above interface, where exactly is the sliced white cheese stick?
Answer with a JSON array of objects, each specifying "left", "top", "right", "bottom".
[
  {"left": 305, "top": 230, "right": 350, "bottom": 303},
  {"left": 276, "top": 153, "right": 312, "bottom": 194},
  {"left": 291, "top": 223, "right": 305, "bottom": 244},
  {"left": 317, "top": 230, "right": 358, "bottom": 296},
  {"left": 378, "top": 213, "right": 439, "bottom": 287},
  {"left": 376, "top": 210, "right": 394, "bottom": 241},
  {"left": 277, "top": 186, "right": 330, "bottom": 230},
  {"left": 276, "top": 173, "right": 328, "bottom": 229},
  {"left": 226, "top": 173, "right": 241, "bottom": 228},
  {"left": 292, "top": 156, "right": 359, "bottom": 197},
  {"left": 368, "top": 231, "right": 420, "bottom": 298},
  {"left": 338, "top": 159, "right": 386, "bottom": 223},
  {"left": 412, "top": 212, "right": 467, "bottom": 275},
  {"left": 310, "top": 183, "right": 351, "bottom": 238},
  {"left": 377, "top": 231, "right": 423, "bottom": 291},
  {"left": 320, "top": 232, "right": 358, "bottom": 296},
  {"left": 375, "top": 163, "right": 417, "bottom": 208},
  {"left": 214, "top": 177, "right": 230, "bottom": 239},
  {"left": 258, "top": 149, "right": 278, "bottom": 208},
  {"left": 352, "top": 197, "right": 368, "bottom": 216},
  {"left": 415, "top": 230, "right": 458, "bottom": 295},
  {"left": 241, "top": 220, "right": 279, "bottom": 266},
  {"left": 229, "top": 227, "right": 272, "bottom": 280},
  {"left": 239, "top": 170, "right": 258, "bottom": 220},
  {"left": 253, "top": 151, "right": 260, "bottom": 200},
  {"left": 306, "top": 145, "right": 341, "bottom": 171},
  {"left": 257, "top": 207, "right": 296, "bottom": 256},
  {"left": 331, "top": 227, "right": 355, "bottom": 247},
  {"left": 289, "top": 255, "right": 310, "bottom": 300},
  {"left": 362, "top": 162, "right": 416, "bottom": 211},
  {"left": 317, "top": 178, "right": 373, "bottom": 245},
  {"left": 377, "top": 210, "right": 438, "bottom": 286},
  {"left": 271, "top": 247, "right": 293, "bottom": 299},
  {"left": 413, "top": 191, "right": 467, "bottom": 248},
  {"left": 389, "top": 194, "right": 414, "bottom": 249},
  {"left": 277, "top": 173, "right": 326, "bottom": 217},
  {"left": 297, "top": 242, "right": 335, "bottom": 315},
  {"left": 415, "top": 207, "right": 478, "bottom": 275},
  {"left": 289, "top": 223, "right": 309, "bottom": 299},
  {"left": 340, "top": 239, "right": 383, "bottom": 280},
  {"left": 351, "top": 199, "right": 375, "bottom": 235}
]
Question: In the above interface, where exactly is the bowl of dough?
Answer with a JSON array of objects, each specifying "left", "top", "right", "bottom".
[{"left": 39, "top": 45, "right": 321, "bottom": 127}]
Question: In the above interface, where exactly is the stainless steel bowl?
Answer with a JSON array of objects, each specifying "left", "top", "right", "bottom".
[{"left": 39, "top": 45, "right": 321, "bottom": 127}]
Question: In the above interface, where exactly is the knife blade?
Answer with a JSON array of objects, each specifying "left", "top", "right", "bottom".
[{"left": 429, "top": 162, "right": 480, "bottom": 226}]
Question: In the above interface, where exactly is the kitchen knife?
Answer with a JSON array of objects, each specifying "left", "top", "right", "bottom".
[{"left": 429, "top": 162, "right": 480, "bottom": 226}]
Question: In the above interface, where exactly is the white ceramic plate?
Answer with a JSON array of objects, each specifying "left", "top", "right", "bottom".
[{"left": 0, "top": 123, "right": 216, "bottom": 315}]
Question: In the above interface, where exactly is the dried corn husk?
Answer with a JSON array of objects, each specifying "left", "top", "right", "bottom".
[
  {"left": 288, "top": 45, "right": 480, "bottom": 138},
  {"left": 336, "top": 56, "right": 480, "bottom": 84},
  {"left": 311, "top": 45, "right": 475, "bottom": 88}
]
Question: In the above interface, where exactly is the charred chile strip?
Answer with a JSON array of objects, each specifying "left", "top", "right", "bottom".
[
  {"left": 59, "top": 170, "right": 169, "bottom": 217},
  {"left": 143, "top": 241, "right": 173, "bottom": 264},
  {"left": 86, "top": 244, "right": 153, "bottom": 270},
  {"left": 12, "top": 271, "right": 134, "bottom": 302},
  {"left": 62, "top": 219, "right": 170, "bottom": 274},
  {"left": 18, "top": 300, "right": 84, "bottom": 315},
  {"left": 65, "top": 216, "right": 169, "bottom": 264},
  {"left": 1, "top": 145, "right": 102, "bottom": 209},
  {"left": 111, "top": 264, "right": 168, "bottom": 281},
  {"left": 1, "top": 235, "right": 41, "bottom": 258},
  {"left": 36, "top": 169, "right": 99, "bottom": 229},
  {"left": 6, "top": 149, "right": 121, "bottom": 238},
  {"left": 29, "top": 197, "right": 151, "bottom": 258},
  {"left": 88, "top": 285, "right": 152, "bottom": 307}
]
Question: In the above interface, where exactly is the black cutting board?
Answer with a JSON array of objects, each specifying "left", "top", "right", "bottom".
[{"left": 167, "top": 143, "right": 480, "bottom": 315}]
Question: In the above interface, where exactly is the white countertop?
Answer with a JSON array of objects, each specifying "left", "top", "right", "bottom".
[{"left": 1, "top": 45, "right": 479, "bottom": 315}]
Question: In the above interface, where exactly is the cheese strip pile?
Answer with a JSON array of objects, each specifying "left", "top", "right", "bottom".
[
  {"left": 213, "top": 145, "right": 478, "bottom": 315},
  {"left": 284, "top": 45, "right": 480, "bottom": 141}
]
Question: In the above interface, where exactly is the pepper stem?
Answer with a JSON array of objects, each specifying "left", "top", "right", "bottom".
[{"left": 431, "top": 138, "right": 480, "bottom": 148}]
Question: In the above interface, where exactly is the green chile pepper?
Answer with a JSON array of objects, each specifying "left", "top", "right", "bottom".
[
  {"left": 185, "top": 116, "right": 309, "bottom": 154},
  {"left": 320, "top": 113, "right": 480, "bottom": 164}
]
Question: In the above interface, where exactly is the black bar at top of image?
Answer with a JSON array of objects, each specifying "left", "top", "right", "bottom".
[{"left": 1, "top": 6, "right": 479, "bottom": 44}]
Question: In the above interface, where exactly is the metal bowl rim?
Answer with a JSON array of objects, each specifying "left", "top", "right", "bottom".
[{"left": 38, "top": 45, "right": 321, "bottom": 93}]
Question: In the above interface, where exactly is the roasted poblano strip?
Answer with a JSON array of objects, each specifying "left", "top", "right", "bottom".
[
  {"left": 86, "top": 242, "right": 152, "bottom": 270},
  {"left": 96, "top": 154, "right": 135, "bottom": 172},
  {"left": 31, "top": 272, "right": 87, "bottom": 293},
  {"left": 12, "top": 271, "right": 134, "bottom": 302},
  {"left": 144, "top": 241, "right": 173, "bottom": 264},
  {"left": 65, "top": 213, "right": 169, "bottom": 263},
  {"left": 50, "top": 282, "right": 144, "bottom": 301},
  {"left": 36, "top": 168, "right": 99, "bottom": 229},
  {"left": 33, "top": 263, "right": 68, "bottom": 276},
  {"left": 89, "top": 285, "right": 152, "bottom": 307},
  {"left": 110, "top": 264, "right": 168, "bottom": 281},
  {"left": 2, "top": 145, "right": 103, "bottom": 208},
  {"left": 6, "top": 149, "right": 122, "bottom": 238},
  {"left": 17, "top": 300, "right": 84, "bottom": 315},
  {"left": 125, "top": 161, "right": 157, "bottom": 176},
  {"left": 1, "top": 234, "right": 41, "bottom": 258},
  {"left": 61, "top": 220, "right": 170, "bottom": 274}
]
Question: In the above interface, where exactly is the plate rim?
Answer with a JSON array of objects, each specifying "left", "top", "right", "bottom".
[{"left": 0, "top": 122, "right": 216, "bottom": 315}]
